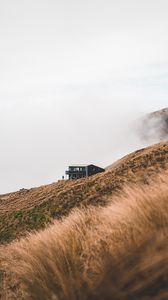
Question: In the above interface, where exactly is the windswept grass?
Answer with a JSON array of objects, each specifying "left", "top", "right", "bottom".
[
  {"left": 1, "top": 141, "right": 168, "bottom": 245},
  {"left": 1, "top": 173, "right": 168, "bottom": 299}
]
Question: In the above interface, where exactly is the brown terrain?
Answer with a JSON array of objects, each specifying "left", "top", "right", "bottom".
[
  {"left": 0, "top": 141, "right": 168, "bottom": 245},
  {"left": 0, "top": 140, "right": 168, "bottom": 299}
]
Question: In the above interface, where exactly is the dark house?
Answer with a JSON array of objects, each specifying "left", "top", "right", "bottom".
[{"left": 65, "top": 164, "right": 105, "bottom": 180}]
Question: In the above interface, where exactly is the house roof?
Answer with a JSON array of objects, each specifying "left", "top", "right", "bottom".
[
  {"left": 68, "top": 164, "right": 105, "bottom": 169},
  {"left": 69, "top": 164, "right": 88, "bottom": 167}
]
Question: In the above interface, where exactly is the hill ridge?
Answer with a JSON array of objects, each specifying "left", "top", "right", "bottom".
[{"left": 1, "top": 141, "right": 168, "bottom": 244}]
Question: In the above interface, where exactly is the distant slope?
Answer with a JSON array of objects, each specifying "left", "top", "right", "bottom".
[
  {"left": 1, "top": 141, "right": 168, "bottom": 244},
  {"left": 138, "top": 107, "right": 168, "bottom": 142}
]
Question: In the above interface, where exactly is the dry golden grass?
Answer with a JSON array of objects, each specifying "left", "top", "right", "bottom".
[
  {"left": 1, "top": 173, "right": 168, "bottom": 299},
  {"left": 1, "top": 141, "right": 168, "bottom": 245}
]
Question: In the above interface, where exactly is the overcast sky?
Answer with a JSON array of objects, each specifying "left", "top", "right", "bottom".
[{"left": 0, "top": 0, "right": 168, "bottom": 193}]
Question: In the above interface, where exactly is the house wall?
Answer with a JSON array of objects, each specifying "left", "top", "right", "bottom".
[
  {"left": 66, "top": 165, "right": 105, "bottom": 180},
  {"left": 87, "top": 165, "right": 105, "bottom": 176}
]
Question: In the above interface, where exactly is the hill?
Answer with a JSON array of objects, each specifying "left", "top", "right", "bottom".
[
  {"left": 1, "top": 167, "right": 168, "bottom": 300},
  {"left": 1, "top": 141, "right": 168, "bottom": 245},
  {"left": 138, "top": 107, "right": 168, "bottom": 142}
]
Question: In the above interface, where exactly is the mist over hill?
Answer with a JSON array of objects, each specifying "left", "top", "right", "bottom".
[
  {"left": 137, "top": 107, "right": 168, "bottom": 144},
  {"left": 1, "top": 0, "right": 168, "bottom": 298}
]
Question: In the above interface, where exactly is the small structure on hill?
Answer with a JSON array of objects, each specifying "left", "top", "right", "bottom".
[{"left": 65, "top": 164, "right": 105, "bottom": 180}]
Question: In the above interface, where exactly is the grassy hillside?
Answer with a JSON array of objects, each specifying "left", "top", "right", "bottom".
[
  {"left": 1, "top": 172, "right": 168, "bottom": 300},
  {"left": 1, "top": 141, "right": 168, "bottom": 244}
]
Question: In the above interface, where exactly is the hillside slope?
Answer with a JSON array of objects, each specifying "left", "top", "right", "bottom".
[
  {"left": 138, "top": 107, "right": 168, "bottom": 142},
  {"left": 1, "top": 141, "right": 168, "bottom": 244},
  {"left": 1, "top": 172, "right": 168, "bottom": 300}
]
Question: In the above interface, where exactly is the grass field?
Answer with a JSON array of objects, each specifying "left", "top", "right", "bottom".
[
  {"left": 1, "top": 172, "right": 168, "bottom": 299},
  {"left": 1, "top": 141, "right": 168, "bottom": 245}
]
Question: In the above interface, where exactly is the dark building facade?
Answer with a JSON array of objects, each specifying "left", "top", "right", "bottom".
[{"left": 65, "top": 164, "right": 105, "bottom": 180}]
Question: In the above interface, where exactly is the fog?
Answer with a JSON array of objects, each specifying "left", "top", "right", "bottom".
[{"left": 0, "top": 0, "right": 168, "bottom": 193}]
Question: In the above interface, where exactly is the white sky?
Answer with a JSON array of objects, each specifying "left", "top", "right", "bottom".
[{"left": 0, "top": 0, "right": 168, "bottom": 193}]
